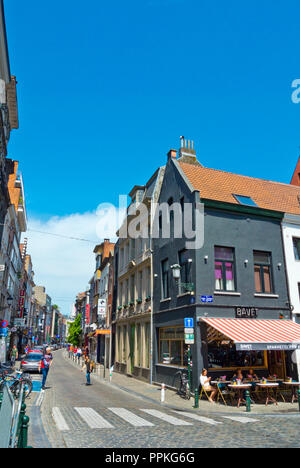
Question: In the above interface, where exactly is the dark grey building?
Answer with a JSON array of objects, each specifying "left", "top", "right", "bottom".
[{"left": 152, "top": 140, "right": 300, "bottom": 391}]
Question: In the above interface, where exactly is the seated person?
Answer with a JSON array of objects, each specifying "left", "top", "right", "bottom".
[
  {"left": 200, "top": 369, "right": 218, "bottom": 403},
  {"left": 247, "top": 369, "right": 259, "bottom": 381},
  {"left": 232, "top": 368, "right": 244, "bottom": 383}
]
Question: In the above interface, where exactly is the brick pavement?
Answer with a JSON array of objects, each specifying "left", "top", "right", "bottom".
[
  {"left": 25, "top": 350, "right": 300, "bottom": 448},
  {"left": 65, "top": 351, "right": 300, "bottom": 416}
]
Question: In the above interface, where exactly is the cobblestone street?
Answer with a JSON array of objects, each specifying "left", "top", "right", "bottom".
[{"left": 24, "top": 351, "right": 300, "bottom": 448}]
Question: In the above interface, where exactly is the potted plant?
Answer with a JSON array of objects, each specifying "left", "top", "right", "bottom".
[
  {"left": 136, "top": 298, "right": 143, "bottom": 304},
  {"left": 145, "top": 296, "right": 151, "bottom": 302}
]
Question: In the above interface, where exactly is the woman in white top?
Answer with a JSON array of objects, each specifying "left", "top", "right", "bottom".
[{"left": 200, "top": 369, "right": 217, "bottom": 403}]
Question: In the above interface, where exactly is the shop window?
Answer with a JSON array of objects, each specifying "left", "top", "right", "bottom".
[
  {"left": 207, "top": 325, "right": 266, "bottom": 370},
  {"left": 293, "top": 238, "right": 300, "bottom": 261},
  {"left": 158, "top": 326, "right": 188, "bottom": 367},
  {"left": 253, "top": 251, "right": 273, "bottom": 293},
  {"left": 214, "top": 247, "right": 236, "bottom": 291}
]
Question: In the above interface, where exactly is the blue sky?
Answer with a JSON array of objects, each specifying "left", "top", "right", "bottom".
[{"left": 3, "top": 0, "right": 300, "bottom": 314}]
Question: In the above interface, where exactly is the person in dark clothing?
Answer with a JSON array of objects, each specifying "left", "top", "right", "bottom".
[{"left": 81, "top": 356, "right": 92, "bottom": 385}]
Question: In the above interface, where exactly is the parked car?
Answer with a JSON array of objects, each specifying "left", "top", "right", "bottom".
[
  {"left": 20, "top": 352, "right": 43, "bottom": 373},
  {"left": 32, "top": 346, "right": 44, "bottom": 352}
]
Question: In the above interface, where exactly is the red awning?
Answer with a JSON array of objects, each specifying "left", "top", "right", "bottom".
[{"left": 201, "top": 318, "right": 300, "bottom": 351}]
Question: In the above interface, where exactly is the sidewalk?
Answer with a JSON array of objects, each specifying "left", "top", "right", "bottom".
[{"left": 65, "top": 352, "right": 300, "bottom": 416}]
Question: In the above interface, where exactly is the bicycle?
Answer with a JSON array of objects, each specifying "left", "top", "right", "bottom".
[
  {"left": 0, "top": 365, "right": 32, "bottom": 399},
  {"left": 173, "top": 370, "right": 191, "bottom": 400}
]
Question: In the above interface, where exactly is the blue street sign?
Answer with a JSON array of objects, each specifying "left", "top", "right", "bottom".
[
  {"left": 0, "top": 328, "right": 8, "bottom": 337},
  {"left": 201, "top": 295, "right": 213, "bottom": 303},
  {"left": 184, "top": 318, "right": 194, "bottom": 328}
]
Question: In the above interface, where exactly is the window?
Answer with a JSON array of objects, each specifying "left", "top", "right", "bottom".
[
  {"left": 207, "top": 325, "right": 266, "bottom": 369},
  {"left": 233, "top": 194, "right": 258, "bottom": 207},
  {"left": 161, "top": 259, "right": 169, "bottom": 299},
  {"left": 130, "top": 275, "right": 135, "bottom": 303},
  {"left": 254, "top": 251, "right": 273, "bottom": 293},
  {"left": 293, "top": 238, "right": 300, "bottom": 261},
  {"left": 138, "top": 271, "right": 143, "bottom": 300},
  {"left": 214, "top": 247, "right": 236, "bottom": 291},
  {"left": 159, "top": 327, "right": 190, "bottom": 367},
  {"left": 178, "top": 249, "right": 190, "bottom": 294}
]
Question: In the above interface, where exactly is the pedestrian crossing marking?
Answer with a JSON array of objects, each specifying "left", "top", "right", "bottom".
[
  {"left": 140, "top": 409, "right": 193, "bottom": 426},
  {"left": 222, "top": 416, "right": 260, "bottom": 424},
  {"left": 108, "top": 408, "right": 155, "bottom": 427},
  {"left": 74, "top": 407, "right": 114, "bottom": 429},
  {"left": 52, "top": 407, "right": 70, "bottom": 431},
  {"left": 172, "top": 411, "right": 223, "bottom": 425},
  {"left": 51, "top": 406, "right": 262, "bottom": 432}
]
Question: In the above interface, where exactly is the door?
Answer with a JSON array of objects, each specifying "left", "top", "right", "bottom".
[{"left": 129, "top": 324, "right": 135, "bottom": 375}]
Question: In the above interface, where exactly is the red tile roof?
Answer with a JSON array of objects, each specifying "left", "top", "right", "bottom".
[{"left": 178, "top": 161, "right": 300, "bottom": 215}]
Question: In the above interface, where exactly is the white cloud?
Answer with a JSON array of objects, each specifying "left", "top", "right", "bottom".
[{"left": 24, "top": 204, "right": 122, "bottom": 317}]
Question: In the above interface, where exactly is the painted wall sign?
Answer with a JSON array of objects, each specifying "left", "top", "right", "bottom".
[{"left": 235, "top": 307, "right": 258, "bottom": 319}]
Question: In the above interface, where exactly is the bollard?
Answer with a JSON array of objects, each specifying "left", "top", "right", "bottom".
[
  {"left": 161, "top": 383, "right": 165, "bottom": 403},
  {"left": 298, "top": 389, "right": 300, "bottom": 412},
  {"left": 18, "top": 415, "right": 30, "bottom": 448},
  {"left": 193, "top": 388, "right": 199, "bottom": 408},
  {"left": 0, "top": 390, "right": 3, "bottom": 409},
  {"left": 245, "top": 390, "right": 251, "bottom": 413}
]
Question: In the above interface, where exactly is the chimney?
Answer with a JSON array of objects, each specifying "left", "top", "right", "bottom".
[
  {"left": 178, "top": 136, "right": 201, "bottom": 166},
  {"left": 167, "top": 149, "right": 177, "bottom": 161}
]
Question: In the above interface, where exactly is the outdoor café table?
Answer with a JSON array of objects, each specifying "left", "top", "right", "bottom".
[
  {"left": 283, "top": 382, "right": 300, "bottom": 403},
  {"left": 257, "top": 383, "right": 279, "bottom": 406},
  {"left": 228, "top": 384, "right": 252, "bottom": 408}
]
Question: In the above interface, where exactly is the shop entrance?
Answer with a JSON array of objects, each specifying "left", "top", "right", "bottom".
[{"left": 267, "top": 350, "right": 286, "bottom": 379}]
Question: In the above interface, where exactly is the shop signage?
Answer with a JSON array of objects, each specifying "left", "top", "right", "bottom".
[
  {"left": 237, "top": 343, "right": 300, "bottom": 351},
  {"left": 201, "top": 295, "right": 213, "bottom": 303},
  {"left": 235, "top": 307, "right": 258, "bottom": 319},
  {"left": 96, "top": 329, "right": 111, "bottom": 335},
  {"left": 14, "top": 318, "right": 25, "bottom": 327}
]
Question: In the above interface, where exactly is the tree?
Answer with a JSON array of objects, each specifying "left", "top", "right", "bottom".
[{"left": 67, "top": 314, "right": 82, "bottom": 346}]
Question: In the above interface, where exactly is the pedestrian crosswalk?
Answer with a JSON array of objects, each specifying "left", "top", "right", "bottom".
[{"left": 51, "top": 406, "right": 261, "bottom": 432}]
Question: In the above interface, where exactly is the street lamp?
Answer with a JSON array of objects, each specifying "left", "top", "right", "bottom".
[{"left": 170, "top": 264, "right": 194, "bottom": 293}]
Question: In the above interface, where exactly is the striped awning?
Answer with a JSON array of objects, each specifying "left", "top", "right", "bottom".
[{"left": 201, "top": 318, "right": 300, "bottom": 351}]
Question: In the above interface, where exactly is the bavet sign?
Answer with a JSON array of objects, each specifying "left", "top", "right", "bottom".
[{"left": 235, "top": 307, "right": 258, "bottom": 319}]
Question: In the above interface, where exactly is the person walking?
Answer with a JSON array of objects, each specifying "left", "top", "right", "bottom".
[
  {"left": 39, "top": 347, "right": 53, "bottom": 390},
  {"left": 10, "top": 345, "right": 18, "bottom": 367},
  {"left": 81, "top": 355, "right": 92, "bottom": 386}
]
